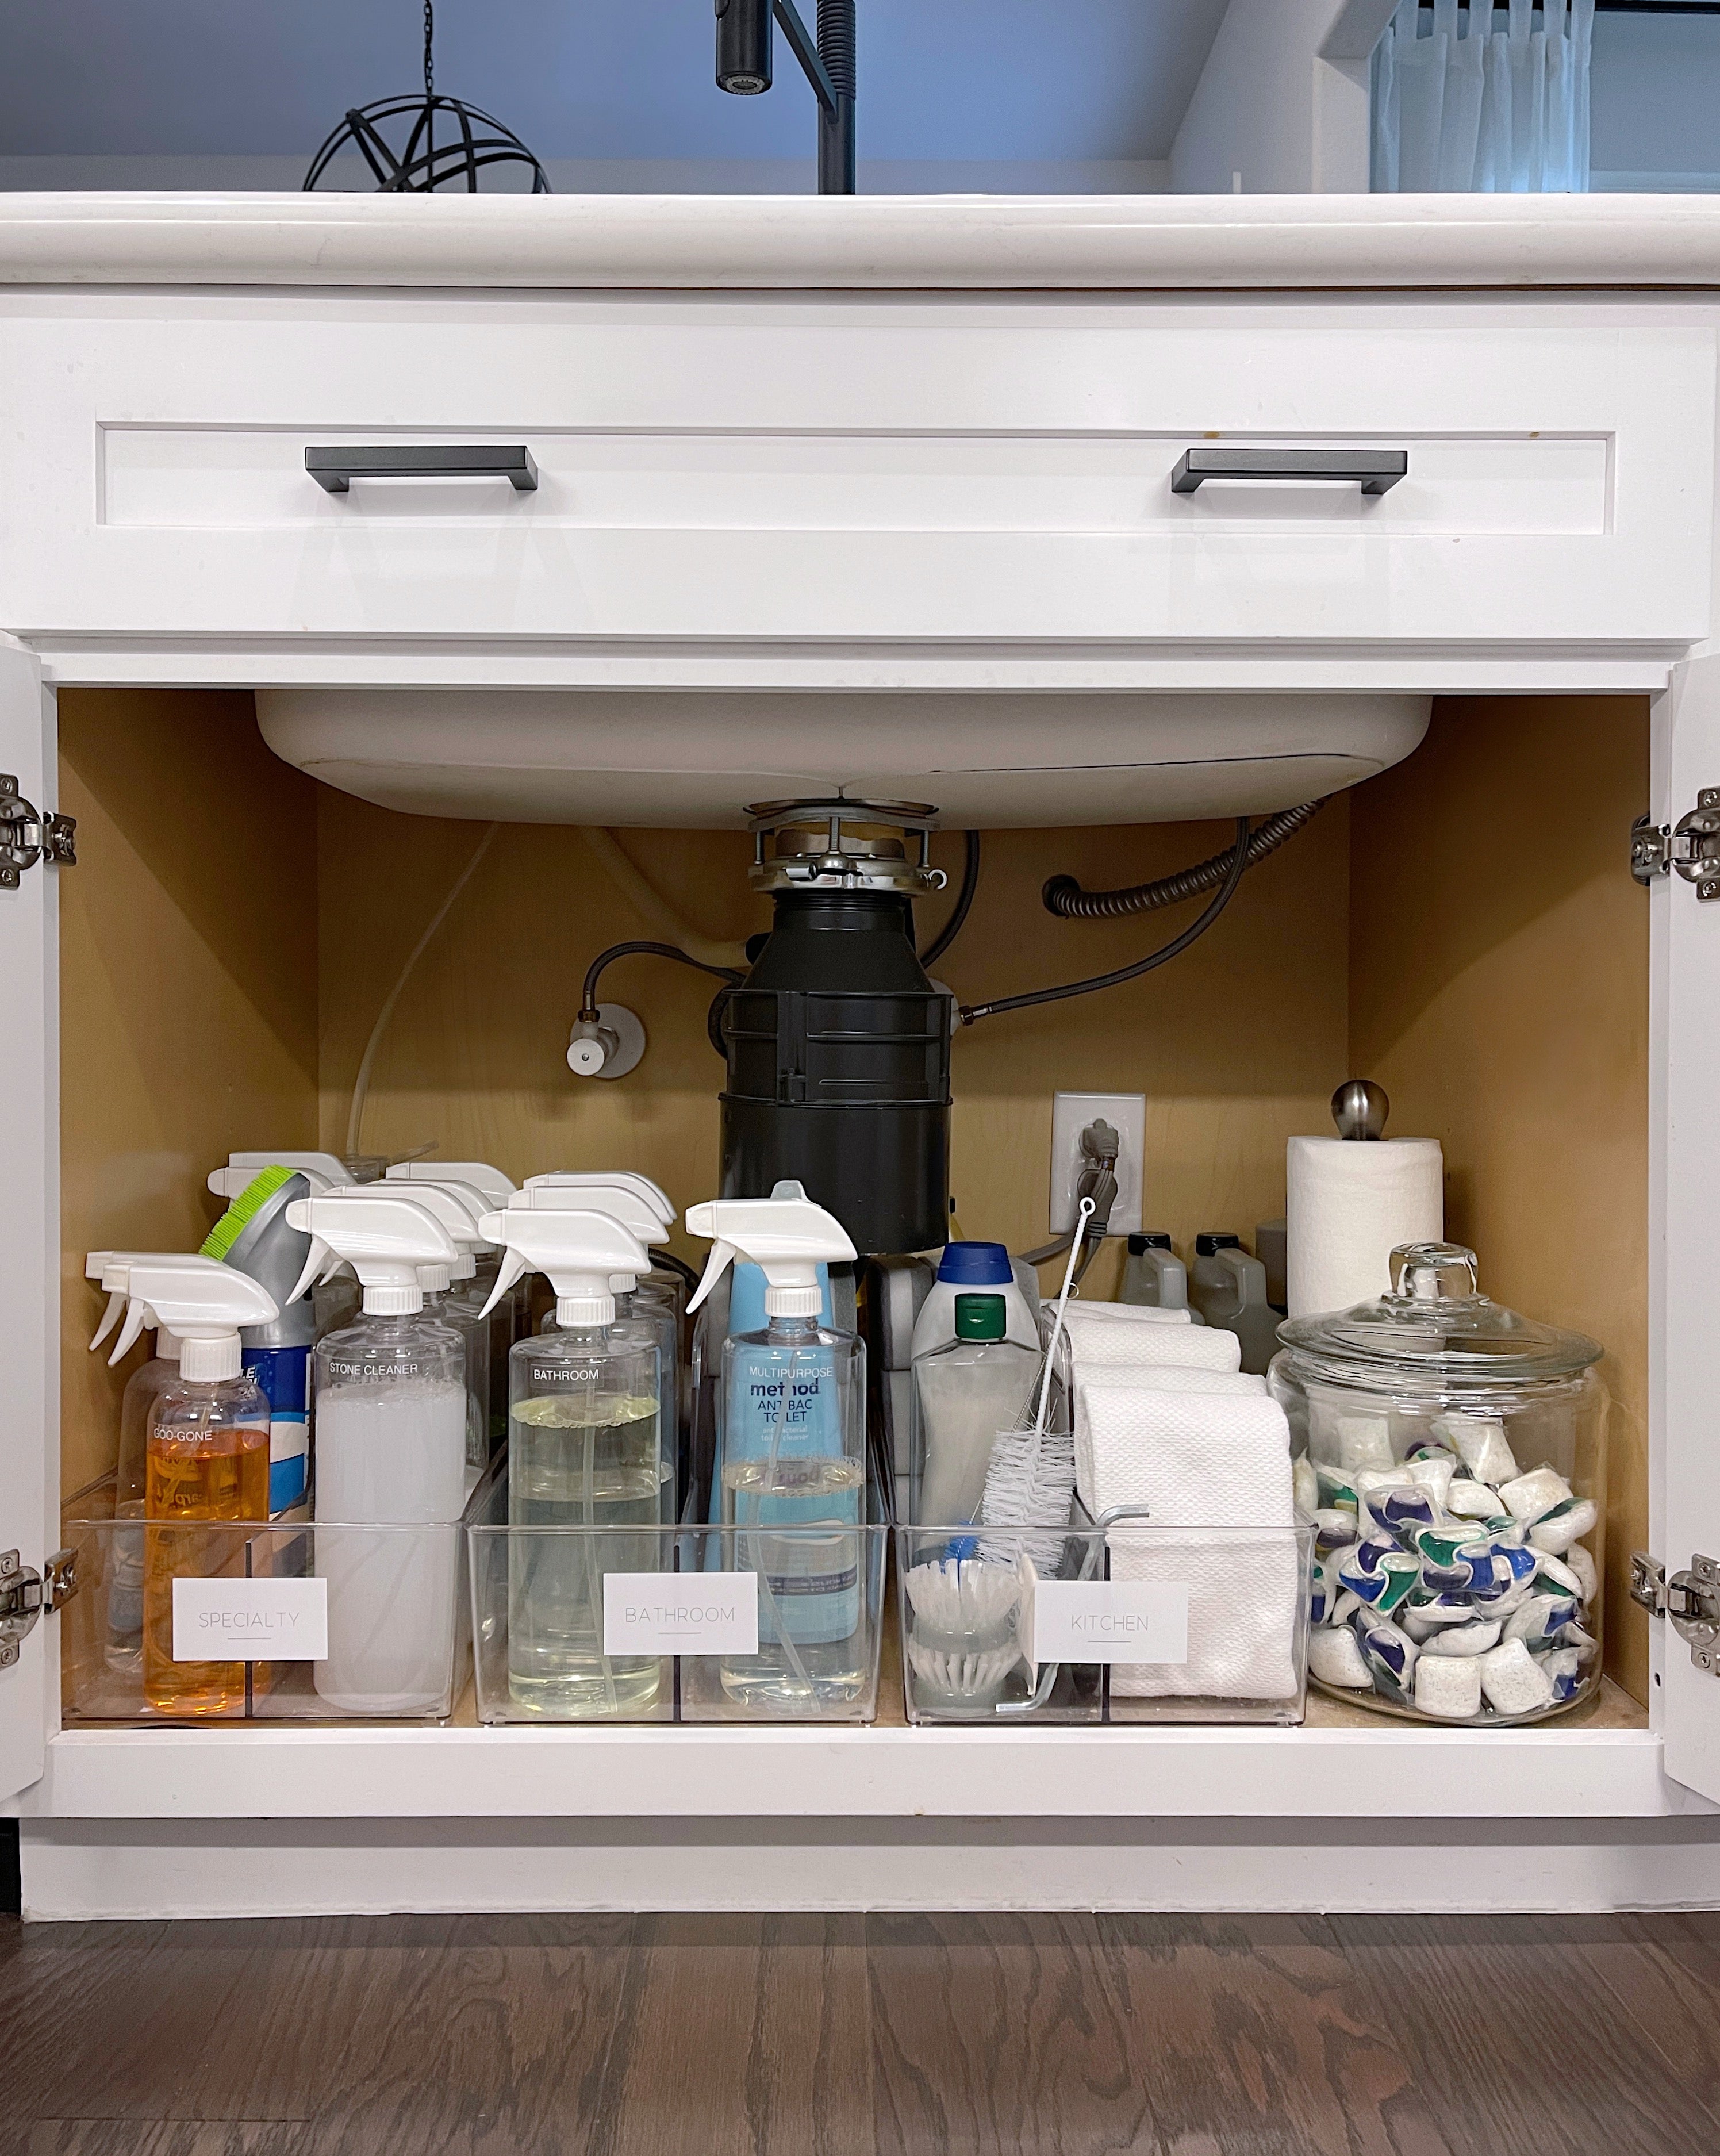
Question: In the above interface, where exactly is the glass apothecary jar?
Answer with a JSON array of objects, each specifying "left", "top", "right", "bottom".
[{"left": 1269, "top": 1242, "right": 1607, "bottom": 1726}]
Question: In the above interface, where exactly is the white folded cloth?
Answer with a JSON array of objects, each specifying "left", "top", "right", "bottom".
[
  {"left": 1062, "top": 1303, "right": 1243, "bottom": 1374},
  {"left": 1097, "top": 1367, "right": 1268, "bottom": 1397},
  {"left": 1073, "top": 1374, "right": 1297, "bottom": 1701},
  {"left": 1065, "top": 1298, "right": 1191, "bottom": 1328}
]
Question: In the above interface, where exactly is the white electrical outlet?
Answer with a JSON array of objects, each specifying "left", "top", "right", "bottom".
[{"left": 1049, "top": 1091, "right": 1146, "bottom": 1237}]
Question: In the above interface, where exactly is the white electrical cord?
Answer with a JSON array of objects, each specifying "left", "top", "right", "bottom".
[{"left": 345, "top": 822, "right": 500, "bottom": 1162}]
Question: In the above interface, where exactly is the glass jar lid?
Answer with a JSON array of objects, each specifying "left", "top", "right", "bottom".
[{"left": 1277, "top": 1242, "right": 1602, "bottom": 1384}]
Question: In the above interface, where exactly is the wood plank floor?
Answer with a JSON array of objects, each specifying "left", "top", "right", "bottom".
[{"left": 2, "top": 1911, "right": 1718, "bottom": 2154}]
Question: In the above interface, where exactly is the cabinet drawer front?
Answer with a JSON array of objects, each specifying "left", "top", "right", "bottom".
[{"left": 1, "top": 295, "right": 1711, "bottom": 647}]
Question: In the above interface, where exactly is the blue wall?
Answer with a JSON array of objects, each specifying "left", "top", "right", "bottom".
[{"left": 0, "top": 1, "right": 1224, "bottom": 165}]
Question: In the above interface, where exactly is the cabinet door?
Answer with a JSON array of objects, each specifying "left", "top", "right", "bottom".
[
  {"left": 1654, "top": 654, "right": 1720, "bottom": 1803},
  {"left": 0, "top": 640, "right": 55, "bottom": 1804}
]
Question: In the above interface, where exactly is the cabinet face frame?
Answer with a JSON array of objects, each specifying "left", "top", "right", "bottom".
[
  {"left": 0, "top": 281, "right": 1717, "bottom": 1831},
  {"left": 0, "top": 639, "right": 57, "bottom": 1806}
]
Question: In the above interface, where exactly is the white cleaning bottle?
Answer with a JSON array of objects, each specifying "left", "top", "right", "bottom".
[
  {"left": 388, "top": 1160, "right": 523, "bottom": 1390},
  {"left": 327, "top": 1180, "right": 496, "bottom": 1481},
  {"left": 478, "top": 1206, "right": 666, "bottom": 1717},
  {"left": 686, "top": 1185, "right": 867, "bottom": 1710},
  {"left": 87, "top": 1252, "right": 185, "bottom": 1677},
  {"left": 515, "top": 1179, "right": 681, "bottom": 1520},
  {"left": 109, "top": 1257, "right": 279, "bottom": 1717},
  {"left": 390, "top": 1173, "right": 513, "bottom": 1455},
  {"left": 523, "top": 1171, "right": 687, "bottom": 1324},
  {"left": 87, "top": 1252, "right": 185, "bottom": 1515},
  {"left": 908, "top": 1241, "right": 1039, "bottom": 1363},
  {"left": 285, "top": 1191, "right": 467, "bottom": 1714},
  {"left": 913, "top": 1292, "right": 1041, "bottom": 1528}
]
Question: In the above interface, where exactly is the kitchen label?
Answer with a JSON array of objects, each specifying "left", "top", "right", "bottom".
[
  {"left": 604, "top": 1574, "right": 759, "bottom": 1656},
  {"left": 1031, "top": 1580, "right": 1190, "bottom": 1665},
  {"left": 172, "top": 1576, "right": 329, "bottom": 1662}
]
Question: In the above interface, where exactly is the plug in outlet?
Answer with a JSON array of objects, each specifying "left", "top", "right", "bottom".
[{"left": 1049, "top": 1092, "right": 1146, "bottom": 1237}]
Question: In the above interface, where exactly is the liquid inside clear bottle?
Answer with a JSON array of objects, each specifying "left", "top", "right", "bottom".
[
  {"left": 717, "top": 1315, "right": 866, "bottom": 1710},
  {"left": 426, "top": 1278, "right": 492, "bottom": 1481},
  {"left": 540, "top": 1280, "right": 679, "bottom": 1524},
  {"left": 108, "top": 1337, "right": 182, "bottom": 1677},
  {"left": 507, "top": 1325, "right": 665, "bottom": 1715},
  {"left": 312, "top": 1310, "right": 467, "bottom": 1715},
  {"left": 142, "top": 1371, "right": 271, "bottom": 1716}
]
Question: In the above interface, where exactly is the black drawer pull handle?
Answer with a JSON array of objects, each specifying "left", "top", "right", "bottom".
[
  {"left": 1171, "top": 447, "right": 1407, "bottom": 496},
  {"left": 305, "top": 445, "right": 539, "bottom": 493}
]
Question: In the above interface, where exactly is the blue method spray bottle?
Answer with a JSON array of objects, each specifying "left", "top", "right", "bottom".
[{"left": 685, "top": 1184, "right": 866, "bottom": 1712}]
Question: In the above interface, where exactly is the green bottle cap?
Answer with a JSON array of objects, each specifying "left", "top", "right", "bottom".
[{"left": 953, "top": 1293, "right": 1008, "bottom": 1342}]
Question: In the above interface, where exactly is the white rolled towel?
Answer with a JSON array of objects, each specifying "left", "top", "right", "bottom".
[
  {"left": 1073, "top": 1378, "right": 1293, "bottom": 1524},
  {"left": 1062, "top": 1303, "right": 1243, "bottom": 1374},
  {"left": 1071, "top": 1376, "right": 1298, "bottom": 1701}
]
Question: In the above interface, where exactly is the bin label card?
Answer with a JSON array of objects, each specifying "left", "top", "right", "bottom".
[
  {"left": 1030, "top": 1580, "right": 1190, "bottom": 1665},
  {"left": 172, "top": 1576, "right": 328, "bottom": 1662},
  {"left": 604, "top": 1574, "right": 759, "bottom": 1656}
]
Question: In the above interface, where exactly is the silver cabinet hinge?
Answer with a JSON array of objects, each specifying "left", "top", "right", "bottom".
[
  {"left": 1631, "top": 1549, "right": 1720, "bottom": 1674},
  {"left": 1633, "top": 792, "right": 1720, "bottom": 899},
  {"left": 0, "top": 774, "right": 76, "bottom": 891},
  {"left": 0, "top": 1547, "right": 77, "bottom": 1668}
]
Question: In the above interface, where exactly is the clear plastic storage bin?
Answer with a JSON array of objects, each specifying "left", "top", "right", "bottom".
[
  {"left": 62, "top": 1505, "right": 469, "bottom": 1723},
  {"left": 897, "top": 1514, "right": 1313, "bottom": 1726},
  {"left": 1271, "top": 1241, "right": 1608, "bottom": 1725},
  {"left": 467, "top": 1469, "right": 888, "bottom": 1724}
]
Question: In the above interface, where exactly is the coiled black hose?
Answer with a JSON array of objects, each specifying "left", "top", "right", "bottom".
[
  {"left": 961, "top": 818, "right": 1251, "bottom": 1026},
  {"left": 817, "top": 0, "right": 856, "bottom": 94},
  {"left": 1042, "top": 798, "right": 1329, "bottom": 920}
]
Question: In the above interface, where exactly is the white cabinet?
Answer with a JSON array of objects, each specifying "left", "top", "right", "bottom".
[
  {"left": 0, "top": 293, "right": 1711, "bottom": 653},
  {"left": 5, "top": 197, "right": 1720, "bottom": 1917}
]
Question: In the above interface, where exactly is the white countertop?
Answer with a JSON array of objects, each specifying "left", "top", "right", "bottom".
[{"left": 6, "top": 190, "right": 1720, "bottom": 291}]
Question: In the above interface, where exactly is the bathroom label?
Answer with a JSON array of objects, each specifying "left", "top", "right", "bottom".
[
  {"left": 603, "top": 1574, "right": 760, "bottom": 1656},
  {"left": 171, "top": 1577, "right": 329, "bottom": 1662},
  {"left": 1030, "top": 1580, "right": 1190, "bottom": 1665}
]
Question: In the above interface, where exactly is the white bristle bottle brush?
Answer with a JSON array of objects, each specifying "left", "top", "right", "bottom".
[{"left": 978, "top": 1196, "right": 1091, "bottom": 1570}]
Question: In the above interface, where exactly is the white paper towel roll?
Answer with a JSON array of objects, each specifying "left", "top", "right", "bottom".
[{"left": 1286, "top": 1137, "right": 1443, "bottom": 1319}]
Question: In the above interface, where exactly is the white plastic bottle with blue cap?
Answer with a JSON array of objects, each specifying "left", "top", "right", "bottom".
[
  {"left": 686, "top": 1184, "right": 867, "bottom": 1710},
  {"left": 285, "top": 1191, "right": 469, "bottom": 1714},
  {"left": 908, "top": 1242, "right": 1039, "bottom": 1363},
  {"left": 478, "top": 1206, "right": 666, "bottom": 1716}
]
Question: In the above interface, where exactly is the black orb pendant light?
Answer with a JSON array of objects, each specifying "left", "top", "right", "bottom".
[{"left": 305, "top": 2, "right": 549, "bottom": 194}]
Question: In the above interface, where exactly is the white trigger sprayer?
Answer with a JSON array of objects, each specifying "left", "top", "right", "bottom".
[
  {"left": 475, "top": 1209, "right": 654, "bottom": 1329},
  {"left": 685, "top": 1183, "right": 855, "bottom": 1322},
  {"left": 105, "top": 1256, "right": 280, "bottom": 1379},
  {"left": 283, "top": 1191, "right": 458, "bottom": 1315}
]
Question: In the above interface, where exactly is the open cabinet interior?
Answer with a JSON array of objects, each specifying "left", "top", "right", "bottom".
[{"left": 54, "top": 685, "right": 1650, "bottom": 1710}]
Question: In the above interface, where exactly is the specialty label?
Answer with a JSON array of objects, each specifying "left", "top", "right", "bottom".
[
  {"left": 1030, "top": 1580, "right": 1190, "bottom": 1666},
  {"left": 171, "top": 1576, "right": 329, "bottom": 1662},
  {"left": 602, "top": 1573, "right": 760, "bottom": 1656}
]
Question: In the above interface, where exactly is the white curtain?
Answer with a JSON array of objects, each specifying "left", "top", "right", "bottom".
[{"left": 1373, "top": 0, "right": 1595, "bottom": 192}]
